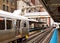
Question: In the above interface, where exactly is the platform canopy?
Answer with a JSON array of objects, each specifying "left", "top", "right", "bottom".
[
  {"left": 40, "top": 0, "right": 60, "bottom": 22},
  {"left": 24, "top": 12, "right": 50, "bottom": 18}
]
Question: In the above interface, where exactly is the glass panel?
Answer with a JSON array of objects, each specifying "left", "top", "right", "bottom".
[
  {"left": 6, "top": 6, "right": 8, "bottom": 11},
  {"left": 11, "top": 8, "right": 14, "bottom": 13},
  {"left": 24, "top": 23, "right": 26, "bottom": 27},
  {"left": 6, "top": 20, "right": 12, "bottom": 29},
  {"left": 16, "top": 20, "right": 20, "bottom": 29},
  {"left": 3, "top": 0, "right": 5, "bottom": 2},
  {"left": 0, "top": 18, "right": 5, "bottom": 30},
  {"left": 6, "top": 0, "right": 8, "bottom": 3},
  {"left": 9, "top": 0, "right": 15, "bottom": 5},
  {"left": 3, "top": 5, "right": 5, "bottom": 11}
]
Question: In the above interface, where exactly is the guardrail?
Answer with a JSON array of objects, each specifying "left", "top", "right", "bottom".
[{"left": 50, "top": 29, "right": 58, "bottom": 43}]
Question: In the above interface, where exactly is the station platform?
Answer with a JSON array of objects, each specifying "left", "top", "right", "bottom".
[
  {"left": 58, "top": 29, "right": 60, "bottom": 43},
  {"left": 0, "top": 28, "right": 58, "bottom": 43},
  {"left": 22, "top": 28, "right": 54, "bottom": 43}
]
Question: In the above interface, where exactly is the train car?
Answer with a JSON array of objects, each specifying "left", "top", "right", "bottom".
[{"left": 0, "top": 10, "right": 29, "bottom": 42}]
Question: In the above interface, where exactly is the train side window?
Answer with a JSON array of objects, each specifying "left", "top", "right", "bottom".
[
  {"left": 58, "top": 24, "right": 60, "bottom": 29},
  {"left": 0, "top": 17, "right": 5, "bottom": 30},
  {"left": 24, "top": 23, "right": 26, "bottom": 27},
  {"left": 6, "top": 20, "right": 12, "bottom": 29}
]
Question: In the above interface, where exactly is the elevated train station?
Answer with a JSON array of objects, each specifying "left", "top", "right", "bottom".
[{"left": 0, "top": 0, "right": 59, "bottom": 43}]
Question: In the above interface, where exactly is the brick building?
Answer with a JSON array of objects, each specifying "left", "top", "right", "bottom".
[
  {"left": 0, "top": 0, "right": 17, "bottom": 13},
  {"left": 0, "top": 0, "right": 45, "bottom": 12}
]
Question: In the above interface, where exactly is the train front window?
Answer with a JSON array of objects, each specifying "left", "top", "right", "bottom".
[{"left": 0, "top": 18, "right": 5, "bottom": 30}]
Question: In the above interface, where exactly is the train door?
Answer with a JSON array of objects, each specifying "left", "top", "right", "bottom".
[
  {"left": 16, "top": 20, "right": 20, "bottom": 35},
  {"left": 20, "top": 20, "right": 29, "bottom": 38}
]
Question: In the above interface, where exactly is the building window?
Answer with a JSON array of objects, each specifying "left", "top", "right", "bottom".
[
  {"left": 6, "top": 0, "right": 8, "bottom": 3},
  {"left": 3, "top": 5, "right": 5, "bottom": 11},
  {"left": 31, "top": 0, "right": 35, "bottom": 5},
  {"left": 6, "top": 6, "right": 8, "bottom": 11},
  {"left": 7, "top": 6, "right": 8, "bottom": 11},
  {"left": 9, "top": 0, "right": 15, "bottom": 5},
  {"left": 11, "top": 8, "right": 14, "bottom": 13},
  {"left": 3, "top": 0, "right": 5, "bottom": 2}
]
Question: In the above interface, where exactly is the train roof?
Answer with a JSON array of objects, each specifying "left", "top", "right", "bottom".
[
  {"left": 0, "top": 10, "right": 38, "bottom": 22},
  {"left": 0, "top": 10, "right": 28, "bottom": 20},
  {"left": 0, "top": 10, "right": 14, "bottom": 18}
]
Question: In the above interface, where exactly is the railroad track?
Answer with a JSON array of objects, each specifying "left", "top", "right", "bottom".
[
  {"left": 42, "top": 29, "right": 54, "bottom": 43},
  {"left": 29, "top": 30, "right": 41, "bottom": 36},
  {"left": 6, "top": 28, "right": 53, "bottom": 43},
  {"left": 32, "top": 29, "right": 53, "bottom": 43},
  {"left": 22, "top": 28, "right": 53, "bottom": 43},
  {"left": 28, "top": 29, "right": 49, "bottom": 41}
]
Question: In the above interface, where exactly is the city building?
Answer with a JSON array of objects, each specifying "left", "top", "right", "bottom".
[
  {"left": 0, "top": 0, "right": 45, "bottom": 12},
  {"left": 0, "top": 0, "right": 52, "bottom": 26},
  {"left": 0, "top": 0, "right": 17, "bottom": 13}
]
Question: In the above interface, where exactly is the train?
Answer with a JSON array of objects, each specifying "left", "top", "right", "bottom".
[
  {"left": 0, "top": 10, "right": 36, "bottom": 42},
  {"left": 0, "top": 10, "right": 48, "bottom": 43}
]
